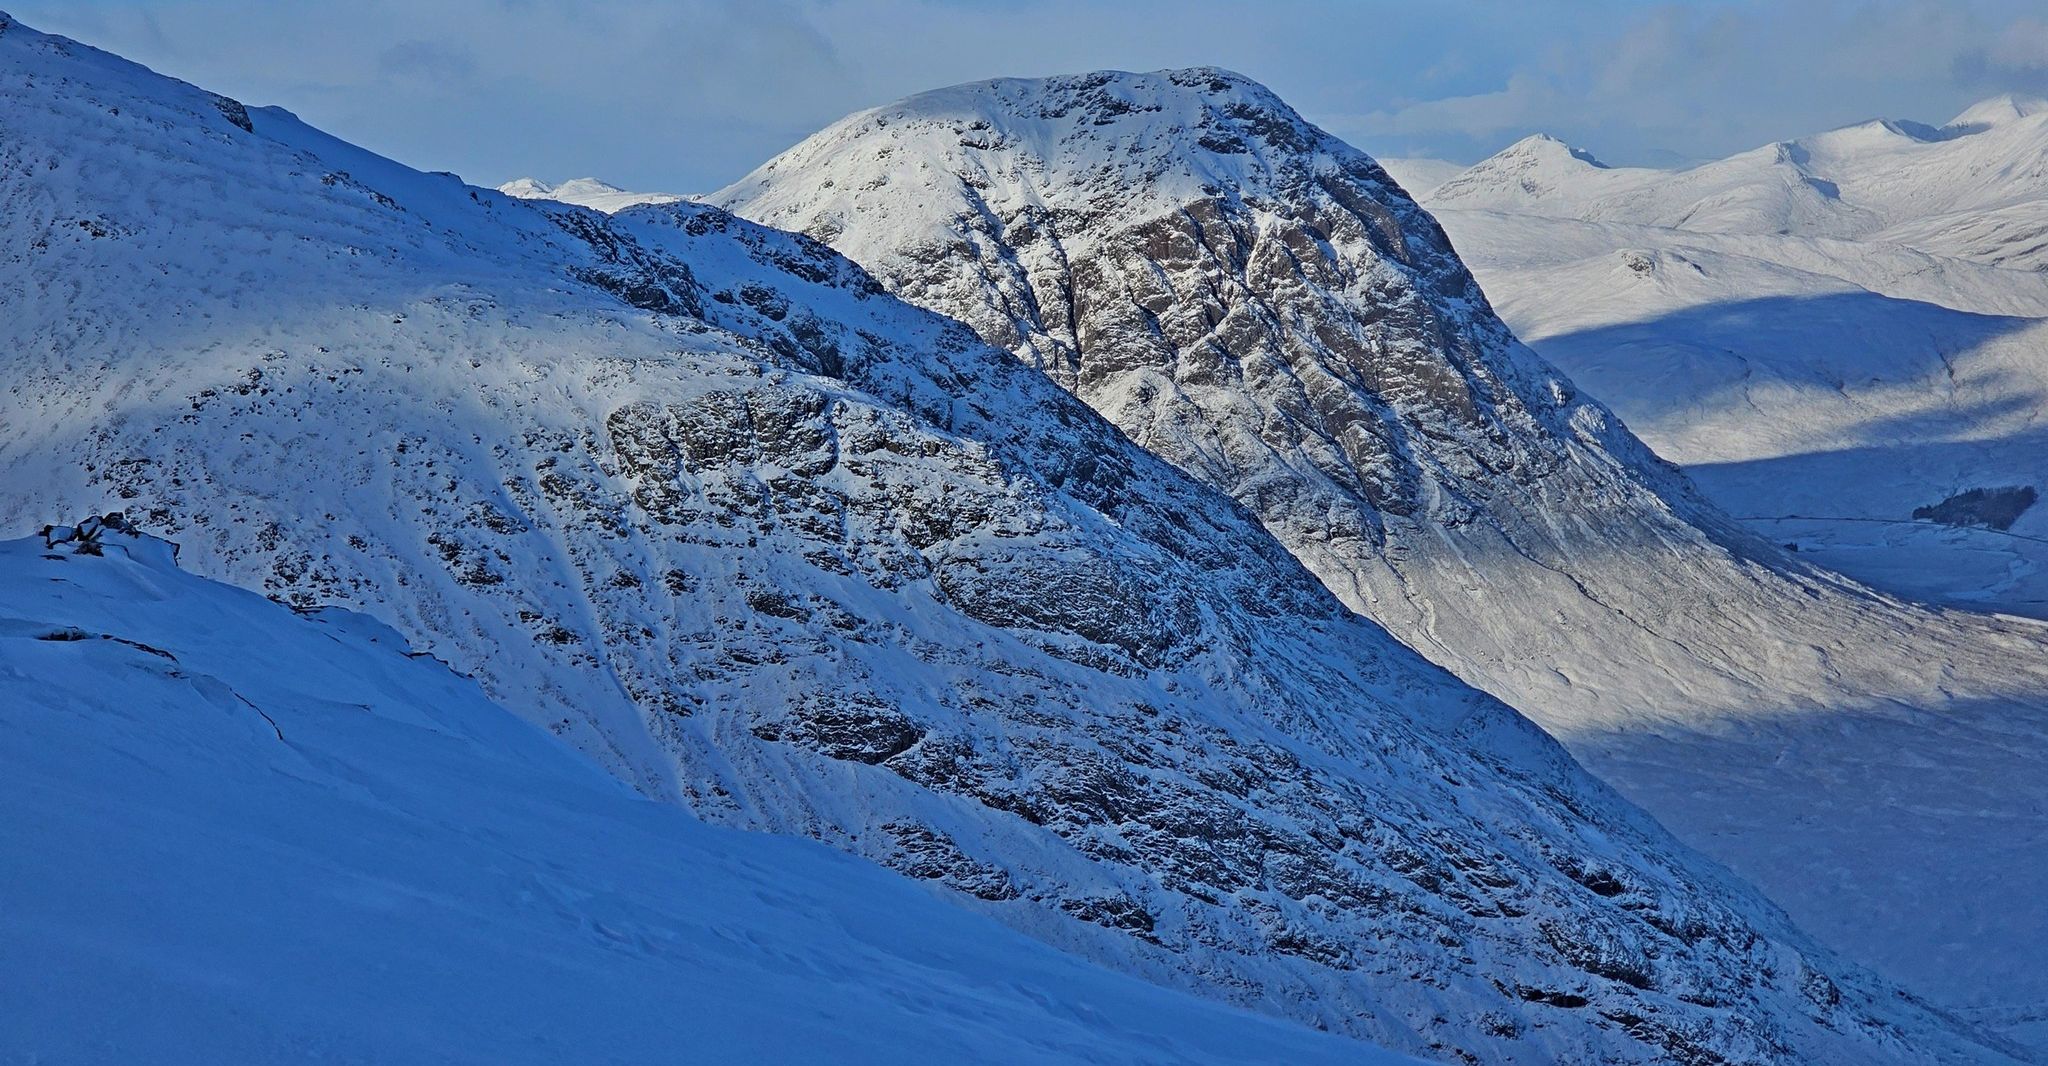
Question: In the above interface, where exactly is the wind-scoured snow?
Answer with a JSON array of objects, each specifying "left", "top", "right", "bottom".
[
  {"left": 0, "top": 528, "right": 1420, "bottom": 1066},
  {"left": 0, "top": 17, "right": 2016, "bottom": 1064},
  {"left": 716, "top": 69, "right": 2048, "bottom": 1051}
]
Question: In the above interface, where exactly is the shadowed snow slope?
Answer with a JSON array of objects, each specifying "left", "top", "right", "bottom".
[
  {"left": 0, "top": 530, "right": 1418, "bottom": 1065},
  {"left": 0, "top": 17, "right": 2022, "bottom": 1065},
  {"left": 715, "top": 70, "right": 2048, "bottom": 1049}
]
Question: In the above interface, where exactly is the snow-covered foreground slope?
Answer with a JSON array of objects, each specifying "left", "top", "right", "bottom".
[
  {"left": 0, "top": 16, "right": 1991, "bottom": 1064},
  {"left": 500, "top": 175, "right": 683, "bottom": 212},
  {"left": 0, "top": 528, "right": 1417, "bottom": 1065},
  {"left": 716, "top": 70, "right": 2048, "bottom": 1050}
]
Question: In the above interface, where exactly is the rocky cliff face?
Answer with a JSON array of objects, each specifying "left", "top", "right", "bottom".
[
  {"left": 0, "top": 21, "right": 2025, "bottom": 1066},
  {"left": 717, "top": 69, "right": 2048, "bottom": 1051}
]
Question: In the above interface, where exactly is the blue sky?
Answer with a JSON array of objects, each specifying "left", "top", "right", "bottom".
[{"left": 17, "top": 1, "right": 2048, "bottom": 190}]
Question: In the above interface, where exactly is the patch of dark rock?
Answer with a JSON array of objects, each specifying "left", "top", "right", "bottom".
[
  {"left": 879, "top": 822, "right": 1019, "bottom": 901},
  {"left": 743, "top": 588, "right": 809, "bottom": 621},
  {"left": 1800, "top": 966, "right": 1843, "bottom": 1009},
  {"left": 1058, "top": 895, "right": 1156, "bottom": 935},
  {"left": 1268, "top": 927, "right": 1355, "bottom": 969},
  {"left": 753, "top": 692, "right": 922, "bottom": 764},
  {"left": 1516, "top": 987, "right": 1590, "bottom": 1009},
  {"left": 1912, "top": 485, "right": 2036, "bottom": 530},
  {"left": 736, "top": 282, "right": 790, "bottom": 321},
  {"left": 1555, "top": 855, "right": 1630, "bottom": 898},
  {"left": 212, "top": 94, "right": 254, "bottom": 133}
]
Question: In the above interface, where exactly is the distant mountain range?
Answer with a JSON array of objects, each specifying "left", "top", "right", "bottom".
[{"left": 500, "top": 175, "right": 682, "bottom": 212}]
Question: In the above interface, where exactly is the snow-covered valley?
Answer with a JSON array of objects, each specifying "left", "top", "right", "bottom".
[
  {"left": 4, "top": 8, "right": 2047, "bottom": 1064},
  {"left": 1406, "top": 98, "right": 2048, "bottom": 621}
]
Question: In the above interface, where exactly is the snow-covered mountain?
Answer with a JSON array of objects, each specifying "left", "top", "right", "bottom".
[
  {"left": 500, "top": 175, "right": 683, "bottom": 212},
  {"left": 0, "top": 16, "right": 1996, "bottom": 1064},
  {"left": 1, "top": 523, "right": 1419, "bottom": 1065},
  {"left": 715, "top": 70, "right": 2048, "bottom": 1049},
  {"left": 1430, "top": 96, "right": 2048, "bottom": 270}
]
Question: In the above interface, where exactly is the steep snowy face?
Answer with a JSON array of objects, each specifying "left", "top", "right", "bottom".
[
  {"left": 0, "top": 23, "right": 2024, "bottom": 1064},
  {"left": 0, "top": 527, "right": 1417, "bottom": 1065},
  {"left": 718, "top": 69, "right": 2048, "bottom": 1047}
]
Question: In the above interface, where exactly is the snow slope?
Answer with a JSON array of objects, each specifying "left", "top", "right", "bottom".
[
  {"left": 715, "top": 69, "right": 2048, "bottom": 1050},
  {"left": 501, "top": 175, "right": 684, "bottom": 212},
  {"left": 0, "top": 526, "right": 1417, "bottom": 1065},
  {"left": 0, "top": 16, "right": 1987, "bottom": 1063}
]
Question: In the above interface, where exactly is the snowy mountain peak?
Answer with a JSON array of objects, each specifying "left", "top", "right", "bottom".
[
  {"left": 1428, "top": 90, "right": 2048, "bottom": 266},
  {"left": 1426, "top": 133, "right": 1621, "bottom": 207},
  {"left": 1507, "top": 132, "right": 1609, "bottom": 167},
  {"left": 497, "top": 175, "right": 682, "bottom": 212},
  {"left": 721, "top": 66, "right": 1419, "bottom": 269},
  {"left": 726, "top": 69, "right": 2048, "bottom": 1060},
  {"left": 498, "top": 176, "right": 556, "bottom": 197},
  {"left": 1947, "top": 92, "right": 2048, "bottom": 130}
]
